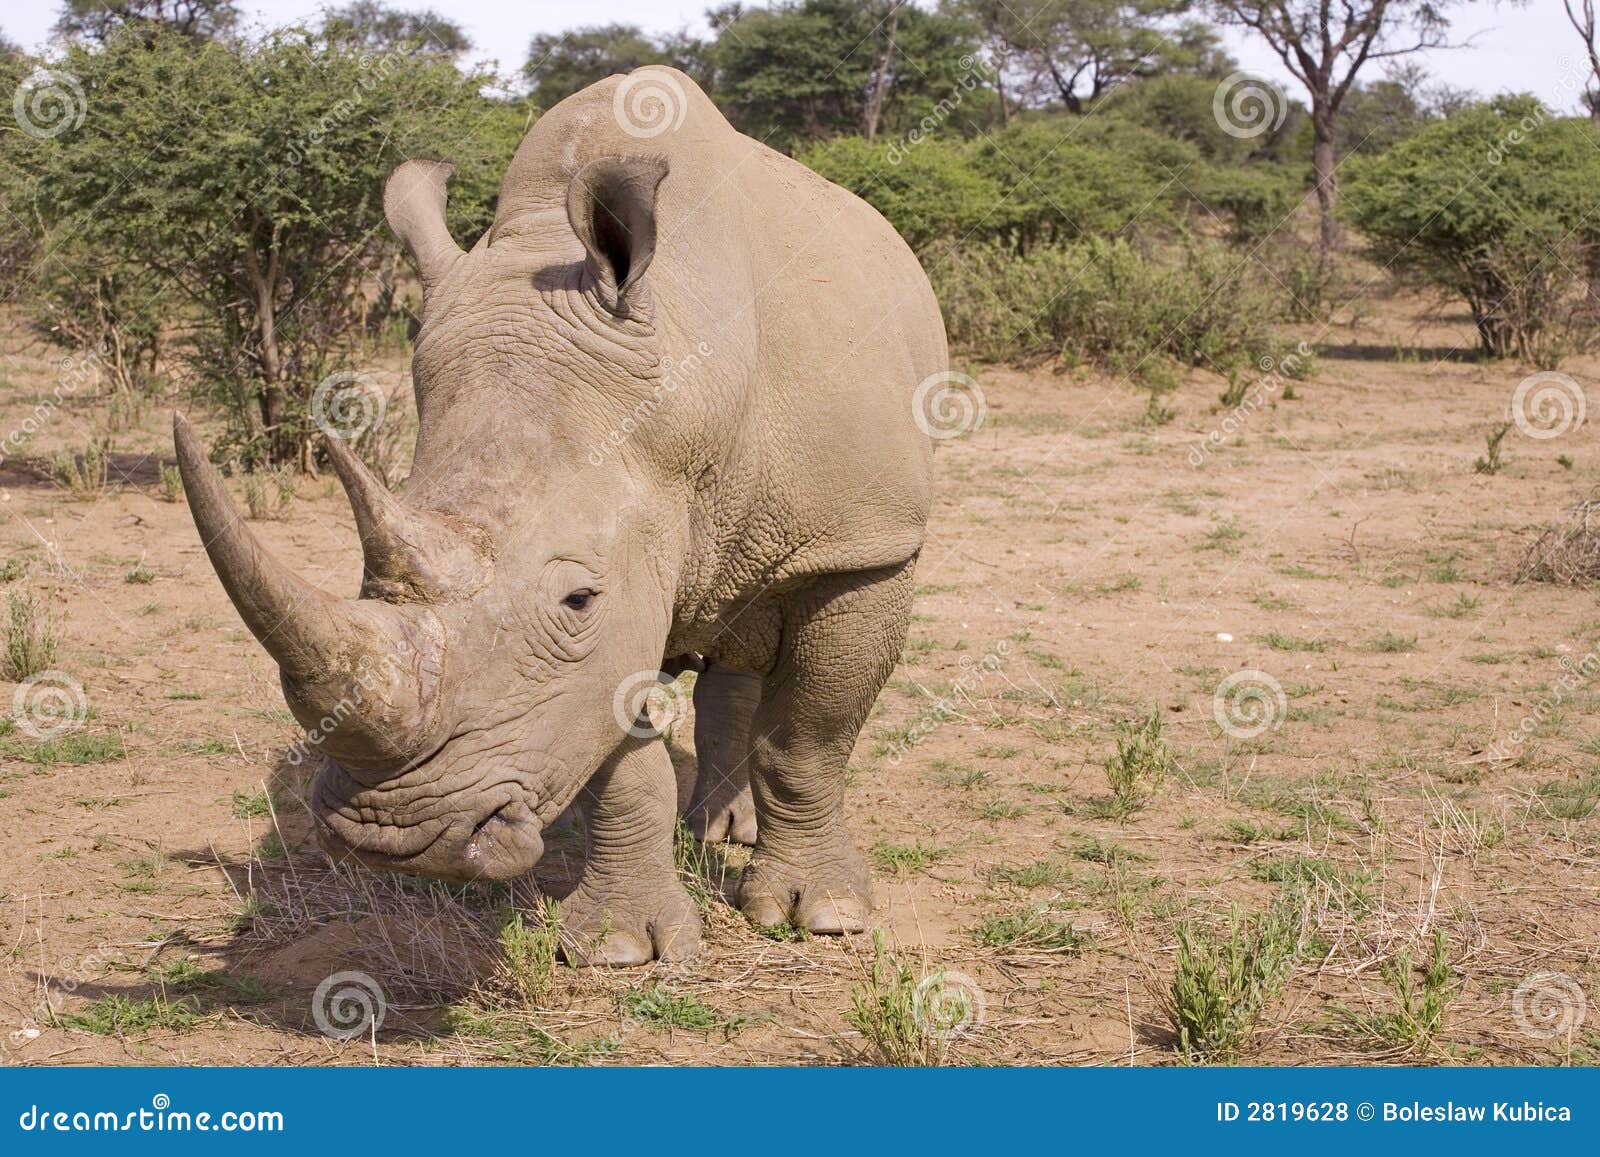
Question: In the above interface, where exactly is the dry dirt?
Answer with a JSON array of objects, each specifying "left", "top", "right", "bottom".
[{"left": 2, "top": 294, "right": 1599, "bottom": 1066}]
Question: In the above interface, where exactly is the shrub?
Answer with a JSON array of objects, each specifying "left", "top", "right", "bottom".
[
  {"left": 241, "top": 466, "right": 296, "bottom": 521},
  {"left": 799, "top": 137, "right": 1001, "bottom": 251},
  {"left": 158, "top": 465, "right": 184, "bottom": 503},
  {"left": 26, "top": 243, "right": 164, "bottom": 395},
  {"left": 1518, "top": 499, "right": 1600, "bottom": 584},
  {"left": 1102, "top": 708, "right": 1174, "bottom": 816},
  {"left": 1338, "top": 931, "right": 1456, "bottom": 1052},
  {"left": 968, "top": 121, "right": 1177, "bottom": 251},
  {"left": 49, "top": 439, "right": 112, "bottom": 501},
  {"left": 1343, "top": 96, "right": 1600, "bottom": 365},
  {"left": 930, "top": 235, "right": 1290, "bottom": 381},
  {"left": 1187, "top": 163, "right": 1302, "bottom": 244},
  {"left": 3, "top": 590, "right": 60, "bottom": 681},
  {"left": 1166, "top": 894, "right": 1305, "bottom": 1061},
  {"left": 847, "top": 930, "right": 974, "bottom": 1065},
  {"left": 498, "top": 901, "right": 561, "bottom": 1006}
]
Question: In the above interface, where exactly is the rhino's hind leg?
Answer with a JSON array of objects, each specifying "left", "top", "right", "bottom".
[
  {"left": 559, "top": 737, "right": 701, "bottom": 966},
  {"left": 737, "top": 559, "right": 916, "bottom": 934},
  {"left": 685, "top": 661, "right": 762, "bottom": 845}
]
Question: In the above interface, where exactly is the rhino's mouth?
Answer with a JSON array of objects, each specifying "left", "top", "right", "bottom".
[{"left": 311, "top": 759, "right": 545, "bottom": 882}]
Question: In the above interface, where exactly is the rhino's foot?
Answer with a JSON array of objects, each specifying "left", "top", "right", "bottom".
[
  {"left": 737, "top": 836, "right": 873, "bottom": 934},
  {"left": 558, "top": 875, "right": 701, "bottom": 967},
  {"left": 686, "top": 782, "right": 758, "bottom": 846}
]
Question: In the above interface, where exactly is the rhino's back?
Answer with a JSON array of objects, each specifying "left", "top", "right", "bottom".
[{"left": 497, "top": 69, "right": 941, "bottom": 575}]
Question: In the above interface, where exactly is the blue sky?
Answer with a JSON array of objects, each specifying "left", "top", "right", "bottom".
[{"left": 1, "top": 1, "right": 1585, "bottom": 114}]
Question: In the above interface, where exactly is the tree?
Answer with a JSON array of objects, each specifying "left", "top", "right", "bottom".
[
  {"left": 1325, "top": 66, "right": 1468, "bottom": 157},
  {"left": 8, "top": 26, "right": 519, "bottom": 466},
  {"left": 963, "top": 0, "right": 1224, "bottom": 115},
  {"left": 708, "top": 0, "right": 983, "bottom": 151},
  {"left": 1342, "top": 96, "right": 1600, "bottom": 363},
  {"left": 1100, "top": 72, "right": 1301, "bottom": 164},
  {"left": 1212, "top": 1, "right": 1470, "bottom": 253},
  {"left": 523, "top": 24, "right": 701, "bottom": 110},
  {"left": 322, "top": 2, "right": 472, "bottom": 58},
  {"left": 53, "top": 0, "right": 239, "bottom": 41},
  {"left": 1563, "top": 1, "right": 1600, "bottom": 123}
]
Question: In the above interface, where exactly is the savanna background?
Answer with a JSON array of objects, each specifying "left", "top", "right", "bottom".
[{"left": 2, "top": 0, "right": 1600, "bottom": 1066}]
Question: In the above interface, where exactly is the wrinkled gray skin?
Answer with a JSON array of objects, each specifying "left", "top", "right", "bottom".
[{"left": 175, "top": 68, "right": 944, "bottom": 964}]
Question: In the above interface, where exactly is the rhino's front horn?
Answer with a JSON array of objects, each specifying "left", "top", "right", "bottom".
[
  {"left": 173, "top": 413, "right": 444, "bottom": 769},
  {"left": 322, "top": 434, "right": 484, "bottom": 603}
]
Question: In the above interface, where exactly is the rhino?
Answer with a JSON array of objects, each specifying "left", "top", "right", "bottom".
[{"left": 173, "top": 67, "right": 945, "bottom": 963}]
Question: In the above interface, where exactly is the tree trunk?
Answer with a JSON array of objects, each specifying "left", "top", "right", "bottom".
[
  {"left": 243, "top": 241, "right": 291, "bottom": 465},
  {"left": 1311, "top": 107, "right": 1342, "bottom": 255},
  {"left": 1582, "top": 234, "right": 1600, "bottom": 318},
  {"left": 862, "top": 6, "right": 899, "bottom": 142},
  {"left": 1047, "top": 63, "right": 1084, "bottom": 115}
]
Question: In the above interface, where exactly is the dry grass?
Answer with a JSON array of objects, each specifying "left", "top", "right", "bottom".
[{"left": 1518, "top": 499, "right": 1600, "bottom": 583}]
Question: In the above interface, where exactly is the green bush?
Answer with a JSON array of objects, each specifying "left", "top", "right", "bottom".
[
  {"left": 800, "top": 113, "right": 1309, "bottom": 286},
  {"left": 3, "top": 26, "right": 526, "bottom": 467},
  {"left": 804, "top": 121, "right": 1187, "bottom": 255},
  {"left": 929, "top": 235, "right": 1290, "bottom": 381},
  {"left": 968, "top": 121, "right": 1177, "bottom": 252},
  {"left": 1166, "top": 895, "right": 1305, "bottom": 1061},
  {"left": 1187, "top": 163, "right": 1302, "bottom": 244},
  {"left": 798, "top": 137, "right": 1001, "bottom": 251},
  {"left": 1343, "top": 96, "right": 1600, "bottom": 365}
]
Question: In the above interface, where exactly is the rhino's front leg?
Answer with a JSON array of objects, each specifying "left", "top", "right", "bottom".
[
  {"left": 686, "top": 661, "right": 762, "bottom": 845},
  {"left": 737, "top": 559, "right": 916, "bottom": 934},
  {"left": 559, "top": 737, "right": 700, "bottom": 966}
]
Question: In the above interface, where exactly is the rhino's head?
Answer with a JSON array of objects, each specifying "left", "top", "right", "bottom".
[{"left": 177, "top": 153, "right": 691, "bottom": 882}]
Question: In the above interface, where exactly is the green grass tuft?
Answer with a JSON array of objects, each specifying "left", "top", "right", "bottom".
[{"left": 1165, "top": 894, "right": 1304, "bottom": 1061}]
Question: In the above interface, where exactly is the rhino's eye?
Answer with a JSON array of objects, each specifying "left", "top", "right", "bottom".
[{"left": 562, "top": 589, "right": 595, "bottom": 611}]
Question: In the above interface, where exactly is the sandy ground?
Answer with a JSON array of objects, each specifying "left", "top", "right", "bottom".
[{"left": 2, "top": 293, "right": 1598, "bottom": 1066}]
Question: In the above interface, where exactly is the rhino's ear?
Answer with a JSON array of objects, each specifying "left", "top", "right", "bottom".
[
  {"left": 566, "top": 156, "right": 668, "bottom": 316},
  {"left": 385, "top": 159, "right": 464, "bottom": 295}
]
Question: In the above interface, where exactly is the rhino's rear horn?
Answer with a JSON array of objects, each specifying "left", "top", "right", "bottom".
[{"left": 322, "top": 434, "right": 485, "bottom": 603}]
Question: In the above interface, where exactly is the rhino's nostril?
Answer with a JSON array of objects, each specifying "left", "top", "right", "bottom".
[
  {"left": 465, "top": 801, "right": 543, "bottom": 871},
  {"left": 472, "top": 803, "right": 512, "bottom": 837}
]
